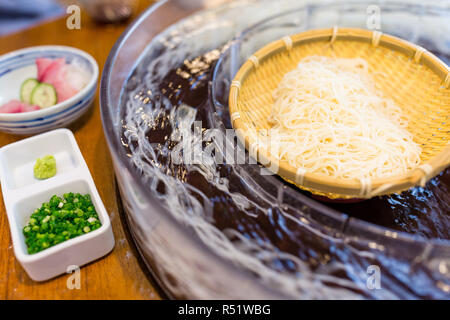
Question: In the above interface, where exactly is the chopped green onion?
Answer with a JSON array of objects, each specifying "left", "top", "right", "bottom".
[{"left": 22, "top": 193, "right": 102, "bottom": 254}]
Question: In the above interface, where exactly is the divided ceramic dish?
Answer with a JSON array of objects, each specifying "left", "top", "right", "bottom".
[
  {"left": 0, "top": 129, "right": 114, "bottom": 281},
  {"left": 0, "top": 46, "right": 99, "bottom": 135}
]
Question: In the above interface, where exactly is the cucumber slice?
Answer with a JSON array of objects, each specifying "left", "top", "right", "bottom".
[
  {"left": 20, "top": 78, "right": 39, "bottom": 104},
  {"left": 30, "top": 83, "right": 57, "bottom": 109}
]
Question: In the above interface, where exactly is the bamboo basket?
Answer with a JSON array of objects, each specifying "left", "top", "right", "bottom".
[{"left": 229, "top": 28, "right": 450, "bottom": 199}]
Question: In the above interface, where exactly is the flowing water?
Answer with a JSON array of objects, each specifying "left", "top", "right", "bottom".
[{"left": 117, "top": 1, "right": 450, "bottom": 299}]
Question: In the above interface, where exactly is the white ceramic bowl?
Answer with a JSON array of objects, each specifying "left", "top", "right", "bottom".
[
  {"left": 0, "top": 129, "right": 114, "bottom": 281},
  {"left": 0, "top": 46, "right": 99, "bottom": 135}
]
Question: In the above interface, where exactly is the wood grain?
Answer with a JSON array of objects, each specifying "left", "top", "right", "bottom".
[{"left": 0, "top": 0, "right": 162, "bottom": 300}]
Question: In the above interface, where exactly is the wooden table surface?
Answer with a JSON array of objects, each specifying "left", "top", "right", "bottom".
[{"left": 0, "top": 1, "right": 163, "bottom": 300}]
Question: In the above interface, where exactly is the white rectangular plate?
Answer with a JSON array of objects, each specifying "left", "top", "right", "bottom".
[{"left": 0, "top": 128, "right": 114, "bottom": 281}]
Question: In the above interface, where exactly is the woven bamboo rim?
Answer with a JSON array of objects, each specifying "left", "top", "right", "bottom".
[{"left": 229, "top": 27, "right": 450, "bottom": 199}]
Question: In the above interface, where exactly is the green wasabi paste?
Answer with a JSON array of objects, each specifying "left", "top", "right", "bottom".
[{"left": 33, "top": 155, "right": 57, "bottom": 179}]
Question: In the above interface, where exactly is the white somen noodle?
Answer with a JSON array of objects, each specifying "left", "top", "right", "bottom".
[{"left": 268, "top": 56, "right": 421, "bottom": 180}]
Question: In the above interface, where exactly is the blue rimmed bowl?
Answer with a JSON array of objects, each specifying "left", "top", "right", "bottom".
[{"left": 0, "top": 46, "right": 98, "bottom": 135}]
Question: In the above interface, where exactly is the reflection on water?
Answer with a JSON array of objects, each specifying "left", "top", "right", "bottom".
[{"left": 328, "top": 169, "right": 450, "bottom": 239}]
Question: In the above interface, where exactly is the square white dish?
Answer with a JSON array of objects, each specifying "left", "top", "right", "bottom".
[
  {"left": 0, "top": 129, "right": 81, "bottom": 190},
  {"left": 0, "top": 128, "right": 114, "bottom": 281}
]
